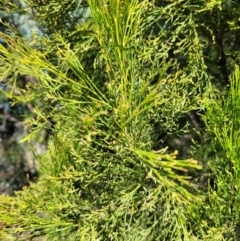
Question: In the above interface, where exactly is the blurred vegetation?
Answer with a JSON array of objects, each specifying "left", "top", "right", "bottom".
[{"left": 0, "top": 0, "right": 240, "bottom": 240}]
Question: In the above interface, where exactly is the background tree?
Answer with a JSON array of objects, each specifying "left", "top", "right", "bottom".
[{"left": 0, "top": 1, "right": 42, "bottom": 195}]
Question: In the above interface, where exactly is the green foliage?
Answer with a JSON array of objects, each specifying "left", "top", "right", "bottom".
[
  {"left": 184, "top": 66, "right": 240, "bottom": 240},
  {"left": 1, "top": 0, "right": 240, "bottom": 240},
  {"left": 0, "top": 0, "right": 202, "bottom": 240},
  {"left": 201, "top": 66, "right": 240, "bottom": 229}
]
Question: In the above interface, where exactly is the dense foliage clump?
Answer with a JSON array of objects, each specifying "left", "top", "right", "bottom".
[{"left": 0, "top": 0, "right": 240, "bottom": 240}]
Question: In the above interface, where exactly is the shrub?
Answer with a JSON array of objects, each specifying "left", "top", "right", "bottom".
[{"left": 0, "top": 0, "right": 240, "bottom": 240}]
